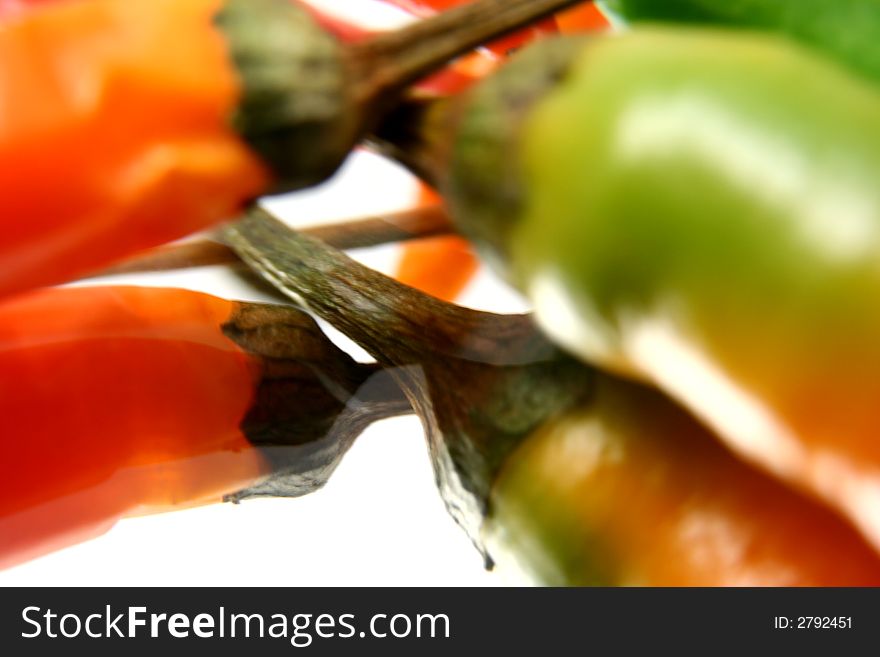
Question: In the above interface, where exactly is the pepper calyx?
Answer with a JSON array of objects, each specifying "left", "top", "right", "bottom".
[
  {"left": 222, "top": 301, "right": 409, "bottom": 501},
  {"left": 216, "top": 0, "right": 358, "bottom": 192},
  {"left": 449, "top": 36, "right": 587, "bottom": 275}
]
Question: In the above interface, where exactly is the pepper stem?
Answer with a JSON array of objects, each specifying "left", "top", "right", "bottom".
[
  {"left": 219, "top": 0, "right": 588, "bottom": 190},
  {"left": 224, "top": 206, "right": 595, "bottom": 556},
  {"left": 87, "top": 203, "right": 452, "bottom": 278},
  {"left": 223, "top": 301, "right": 411, "bottom": 502},
  {"left": 349, "top": 0, "right": 588, "bottom": 111},
  {"left": 223, "top": 206, "right": 550, "bottom": 367}
]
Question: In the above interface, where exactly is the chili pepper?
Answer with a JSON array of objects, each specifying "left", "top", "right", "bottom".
[
  {"left": 395, "top": 187, "right": 478, "bottom": 301},
  {"left": 486, "top": 374, "right": 880, "bottom": 586},
  {"left": 601, "top": 0, "right": 880, "bottom": 85},
  {"left": 0, "top": 284, "right": 406, "bottom": 570},
  {"left": 396, "top": 232, "right": 478, "bottom": 301},
  {"left": 0, "top": 0, "right": 268, "bottom": 300},
  {"left": 385, "top": 28, "right": 880, "bottom": 549},
  {"left": 224, "top": 209, "right": 880, "bottom": 585},
  {"left": 555, "top": 3, "right": 609, "bottom": 33},
  {"left": 0, "top": 0, "right": 581, "bottom": 301}
]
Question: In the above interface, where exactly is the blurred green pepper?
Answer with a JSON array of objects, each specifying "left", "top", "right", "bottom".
[
  {"left": 418, "top": 28, "right": 880, "bottom": 550},
  {"left": 600, "top": 0, "right": 880, "bottom": 85}
]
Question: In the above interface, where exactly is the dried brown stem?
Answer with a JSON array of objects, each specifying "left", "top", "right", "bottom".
[
  {"left": 88, "top": 204, "right": 452, "bottom": 278},
  {"left": 223, "top": 207, "right": 548, "bottom": 366},
  {"left": 349, "top": 0, "right": 588, "bottom": 111},
  {"left": 220, "top": 0, "right": 588, "bottom": 190},
  {"left": 306, "top": 203, "right": 451, "bottom": 249},
  {"left": 223, "top": 207, "right": 595, "bottom": 557},
  {"left": 223, "top": 301, "right": 412, "bottom": 502}
]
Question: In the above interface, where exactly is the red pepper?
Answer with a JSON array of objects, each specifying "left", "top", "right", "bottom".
[
  {"left": 0, "top": 285, "right": 397, "bottom": 570},
  {"left": 0, "top": 286, "right": 260, "bottom": 568}
]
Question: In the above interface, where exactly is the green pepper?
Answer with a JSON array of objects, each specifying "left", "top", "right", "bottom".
[
  {"left": 600, "top": 0, "right": 880, "bottom": 84},
  {"left": 400, "top": 28, "right": 880, "bottom": 551}
]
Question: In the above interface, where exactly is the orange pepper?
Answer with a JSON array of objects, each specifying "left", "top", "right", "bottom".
[
  {"left": 396, "top": 233, "right": 480, "bottom": 301},
  {"left": 0, "top": 0, "right": 269, "bottom": 300},
  {"left": 395, "top": 188, "right": 479, "bottom": 301},
  {"left": 555, "top": 3, "right": 610, "bottom": 33}
]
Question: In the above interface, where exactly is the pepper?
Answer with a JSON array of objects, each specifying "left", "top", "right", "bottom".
[
  {"left": 600, "top": 0, "right": 880, "bottom": 85},
  {"left": 486, "top": 374, "right": 880, "bottom": 586},
  {"left": 0, "top": 0, "right": 268, "bottom": 300},
  {"left": 396, "top": 231, "right": 479, "bottom": 301},
  {"left": 555, "top": 2, "right": 609, "bottom": 34},
  {"left": 399, "top": 29, "right": 880, "bottom": 549},
  {"left": 0, "top": 0, "right": 581, "bottom": 301},
  {"left": 395, "top": 187, "right": 478, "bottom": 301},
  {"left": 0, "top": 285, "right": 406, "bottom": 570},
  {"left": 226, "top": 209, "right": 880, "bottom": 585}
]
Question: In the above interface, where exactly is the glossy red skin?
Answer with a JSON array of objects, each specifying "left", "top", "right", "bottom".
[
  {"left": 0, "top": 286, "right": 265, "bottom": 570},
  {"left": 0, "top": 0, "right": 269, "bottom": 301}
]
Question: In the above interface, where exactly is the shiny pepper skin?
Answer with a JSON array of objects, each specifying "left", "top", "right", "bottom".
[
  {"left": 486, "top": 375, "right": 880, "bottom": 586},
  {"left": 447, "top": 29, "right": 880, "bottom": 549},
  {"left": 0, "top": 0, "right": 269, "bottom": 299},
  {"left": 0, "top": 286, "right": 265, "bottom": 569}
]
